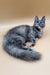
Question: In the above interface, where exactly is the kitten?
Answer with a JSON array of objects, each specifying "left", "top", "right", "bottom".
[{"left": 3, "top": 16, "right": 45, "bottom": 61}]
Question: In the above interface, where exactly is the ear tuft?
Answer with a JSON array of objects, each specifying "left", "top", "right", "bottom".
[
  {"left": 41, "top": 16, "right": 45, "bottom": 23},
  {"left": 34, "top": 16, "right": 39, "bottom": 23}
]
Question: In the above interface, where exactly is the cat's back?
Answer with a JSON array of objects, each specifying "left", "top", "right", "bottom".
[
  {"left": 7, "top": 25, "right": 30, "bottom": 37},
  {"left": 13, "top": 25, "right": 30, "bottom": 33}
]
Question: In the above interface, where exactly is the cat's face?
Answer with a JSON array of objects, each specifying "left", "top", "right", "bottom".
[{"left": 34, "top": 16, "right": 45, "bottom": 29}]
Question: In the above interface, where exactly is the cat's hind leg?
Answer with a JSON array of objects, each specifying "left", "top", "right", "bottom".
[{"left": 27, "top": 35, "right": 36, "bottom": 47}]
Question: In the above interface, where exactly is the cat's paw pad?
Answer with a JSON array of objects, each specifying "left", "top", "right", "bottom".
[{"left": 26, "top": 43, "right": 34, "bottom": 47}]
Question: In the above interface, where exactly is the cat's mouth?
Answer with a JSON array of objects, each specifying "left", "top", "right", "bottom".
[{"left": 36, "top": 26, "right": 41, "bottom": 31}]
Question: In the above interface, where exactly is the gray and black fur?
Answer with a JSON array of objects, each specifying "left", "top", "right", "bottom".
[{"left": 3, "top": 16, "right": 45, "bottom": 61}]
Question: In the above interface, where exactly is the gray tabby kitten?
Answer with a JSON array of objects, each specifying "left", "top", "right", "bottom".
[{"left": 3, "top": 16, "right": 45, "bottom": 61}]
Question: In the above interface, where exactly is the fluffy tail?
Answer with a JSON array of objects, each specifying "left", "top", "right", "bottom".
[
  {"left": 3, "top": 45, "right": 41, "bottom": 61},
  {"left": 3, "top": 38, "right": 41, "bottom": 61}
]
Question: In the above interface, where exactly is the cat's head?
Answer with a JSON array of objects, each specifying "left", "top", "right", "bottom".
[{"left": 34, "top": 16, "right": 45, "bottom": 29}]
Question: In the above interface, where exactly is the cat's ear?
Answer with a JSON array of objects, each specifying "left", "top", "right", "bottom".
[
  {"left": 34, "top": 16, "right": 39, "bottom": 23},
  {"left": 41, "top": 16, "right": 45, "bottom": 23}
]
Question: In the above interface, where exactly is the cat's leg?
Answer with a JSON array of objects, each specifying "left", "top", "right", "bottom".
[
  {"left": 37, "top": 30, "right": 43, "bottom": 39},
  {"left": 10, "top": 34, "right": 26, "bottom": 47},
  {"left": 21, "top": 37, "right": 26, "bottom": 46},
  {"left": 17, "top": 36, "right": 26, "bottom": 47},
  {"left": 27, "top": 33, "right": 36, "bottom": 47}
]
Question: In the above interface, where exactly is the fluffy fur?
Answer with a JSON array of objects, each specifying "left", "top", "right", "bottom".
[{"left": 3, "top": 16, "right": 45, "bottom": 61}]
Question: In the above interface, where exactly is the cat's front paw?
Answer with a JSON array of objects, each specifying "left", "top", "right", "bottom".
[{"left": 26, "top": 43, "right": 35, "bottom": 47}]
